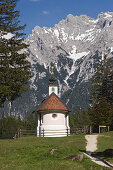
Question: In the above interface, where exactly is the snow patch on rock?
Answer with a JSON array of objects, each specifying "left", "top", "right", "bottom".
[
  {"left": 39, "top": 72, "right": 46, "bottom": 79},
  {"left": 69, "top": 45, "right": 90, "bottom": 61},
  {"left": 60, "top": 28, "right": 68, "bottom": 42},
  {"left": 53, "top": 29, "right": 59, "bottom": 40},
  {"left": 104, "top": 13, "right": 112, "bottom": 19}
]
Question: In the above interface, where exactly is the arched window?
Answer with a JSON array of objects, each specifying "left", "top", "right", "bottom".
[{"left": 52, "top": 87, "right": 55, "bottom": 92}]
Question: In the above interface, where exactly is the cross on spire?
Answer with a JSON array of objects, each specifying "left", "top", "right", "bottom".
[{"left": 52, "top": 66, "right": 54, "bottom": 74}]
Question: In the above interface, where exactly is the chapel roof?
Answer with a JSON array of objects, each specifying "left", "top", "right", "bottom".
[{"left": 37, "top": 93, "right": 69, "bottom": 113}]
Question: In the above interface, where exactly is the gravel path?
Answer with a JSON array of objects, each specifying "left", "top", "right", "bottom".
[
  {"left": 85, "top": 135, "right": 98, "bottom": 153},
  {"left": 85, "top": 135, "right": 113, "bottom": 168}
]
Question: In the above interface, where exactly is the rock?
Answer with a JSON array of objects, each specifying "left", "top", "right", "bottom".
[
  {"left": 50, "top": 148, "right": 57, "bottom": 155},
  {"left": 66, "top": 154, "right": 83, "bottom": 161}
]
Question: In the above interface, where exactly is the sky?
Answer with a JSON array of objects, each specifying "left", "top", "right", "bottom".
[{"left": 16, "top": 0, "right": 113, "bottom": 38}]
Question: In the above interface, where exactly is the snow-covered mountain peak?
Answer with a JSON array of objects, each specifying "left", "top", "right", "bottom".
[
  {"left": 98, "top": 12, "right": 113, "bottom": 19},
  {"left": 7, "top": 12, "right": 113, "bottom": 118},
  {"left": 26, "top": 11, "right": 113, "bottom": 72}
]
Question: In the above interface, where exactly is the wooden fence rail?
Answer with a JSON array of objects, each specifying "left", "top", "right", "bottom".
[
  {"left": 14, "top": 129, "right": 36, "bottom": 138},
  {"left": 39, "top": 128, "right": 69, "bottom": 137},
  {"left": 71, "top": 126, "right": 92, "bottom": 135},
  {"left": 14, "top": 126, "right": 92, "bottom": 138}
]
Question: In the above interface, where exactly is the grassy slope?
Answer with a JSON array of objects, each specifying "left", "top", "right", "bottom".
[
  {"left": 0, "top": 135, "right": 106, "bottom": 170},
  {"left": 95, "top": 131, "right": 113, "bottom": 164}
]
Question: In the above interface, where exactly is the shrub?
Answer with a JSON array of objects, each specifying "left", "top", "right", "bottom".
[
  {"left": 24, "top": 114, "right": 35, "bottom": 130},
  {"left": 0, "top": 117, "right": 18, "bottom": 139}
]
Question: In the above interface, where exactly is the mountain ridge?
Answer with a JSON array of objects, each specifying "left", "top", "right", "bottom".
[{"left": 1, "top": 12, "right": 113, "bottom": 119}]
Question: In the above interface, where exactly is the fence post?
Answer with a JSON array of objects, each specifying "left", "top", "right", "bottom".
[
  {"left": 19, "top": 129, "right": 20, "bottom": 138},
  {"left": 108, "top": 126, "right": 110, "bottom": 132},
  {"left": 43, "top": 129, "right": 44, "bottom": 137},
  {"left": 39, "top": 127, "right": 41, "bottom": 137},
  {"left": 17, "top": 130, "right": 19, "bottom": 138},
  {"left": 20, "top": 129, "right": 22, "bottom": 137},
  {"left": 90, "top": 126, "right": 92, "bottom": 134},
  {"left": 67, "top": 127, "right": 68, "bottom": 136},
  {"left": 99, "top": 126, "right": 100, "bottom": 134},
  {"left": 84, "top": 126, "right": 85, "bottom": 134}
]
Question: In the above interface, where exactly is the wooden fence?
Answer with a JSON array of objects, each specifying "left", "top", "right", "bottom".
[
  {"left": 14, "top": 129, "right": 36, "bottom": 138},
  {"left": 39, "top": 128, "right": 70, "bottom": 137},
  {"left": 14, "top": 126, "right": 92, "bottom": 138},
  {"left": 71, "top": 126, "right": 92, "bottom": 135},
  {"left": 14, "top": 128, "right": 70, "bottom": 138}
]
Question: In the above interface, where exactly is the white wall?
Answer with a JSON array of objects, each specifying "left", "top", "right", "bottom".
[
  {"left": 42, "top": 113, "right": 66, "bottom": 126},
  {"left": 49, "top": 86, "right": 58, "bottom": 95},
  {"left": 36, "top": 113, "right": 70, "bottom": 137}
]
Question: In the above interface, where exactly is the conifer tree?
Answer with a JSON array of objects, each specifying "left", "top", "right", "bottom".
[
  {"left": 89, "top": 98, "right": 113, "bottom": 131},
  {"left": 91, "top": 55, "right": 113, "bottom": 106},
  {"left": 89, "top": 55, "right": 113, "bottom": 130},
  {"left": 0, "top": 0, "right": 32, "bottom": 107}
]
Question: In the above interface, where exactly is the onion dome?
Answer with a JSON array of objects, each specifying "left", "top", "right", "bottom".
[
  {"left": 49, "top": 73, "right": 57, "bottom": 86},
  {"left": 49, "top": 66, "right": 57, "bottom": 86}
]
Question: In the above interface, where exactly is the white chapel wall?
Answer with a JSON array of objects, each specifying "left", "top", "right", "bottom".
[{"left": 42, "top": 113, "right": 66, "bottom": 125}]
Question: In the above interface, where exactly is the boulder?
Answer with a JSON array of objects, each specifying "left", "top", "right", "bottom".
[
  {"left": 50, "top": 148, "right": 57, "bottom": 155},
  {"left": 66, "top": 154, "right": 83, "bottom": 161}
]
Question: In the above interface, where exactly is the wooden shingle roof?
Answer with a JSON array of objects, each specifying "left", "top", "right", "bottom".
[{"left": 37, "top": 93, "right": 69, "bottom": 113}]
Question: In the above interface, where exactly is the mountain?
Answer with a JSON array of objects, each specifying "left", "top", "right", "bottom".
[{"left": 1, "top": 12, "right": 113, "bottom": 119}]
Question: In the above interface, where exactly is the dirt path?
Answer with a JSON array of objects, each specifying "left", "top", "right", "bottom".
[
  {"left": 85, "top": 135, "right": 98, "bottom": 153},
  {"left": 85, "top": 135, "right": 113, "bottom": 168}
]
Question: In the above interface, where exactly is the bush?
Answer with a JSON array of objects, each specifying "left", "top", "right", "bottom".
[
  {"left": 75, "top": 109, "right": 91, "bottom": 128},
  {"left": 0, "top": 117, "right": 18, "bottom": 139},
  {"left": 69, "top": 114, "right": 76, "bottom": 129},
  {"left": 24, "top": 114, "right": 35, "bottom": 130},
  {"left": 89, "top": 98, "right": 113, "bottom": 132}
]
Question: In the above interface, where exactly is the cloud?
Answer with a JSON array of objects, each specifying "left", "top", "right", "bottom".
[
  {"left": 30, "top": 0, "right": 40, "bottom": 2},
  {"left": 42, "top": 10, "right": 49, "bottom": 15}
]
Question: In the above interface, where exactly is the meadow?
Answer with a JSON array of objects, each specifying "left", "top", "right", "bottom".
[
  {"left": 0, "top": 135, "right": 110, "bottom": 170},
  {"left": 95, "top": 131, "right": 113, "bottom": 164}
]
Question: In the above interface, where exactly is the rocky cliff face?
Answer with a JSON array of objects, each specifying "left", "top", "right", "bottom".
[{"left": 2, "top": 12, "right": 113, "bottom": 119}]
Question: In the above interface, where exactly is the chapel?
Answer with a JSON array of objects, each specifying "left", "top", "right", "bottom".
[{"left": 35, "top": 69, "right": 70, "bottom": 137}]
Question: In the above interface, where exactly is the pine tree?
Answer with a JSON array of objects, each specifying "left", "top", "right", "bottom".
[
  {"left": 24, "top": 114, "right": 35, "bottom": 130},
  {"left": 89, "top": 55, "right": 113, "bottom": 130},
  {"left": 91, "top": 55, "right": 113, "bottom": 106},
  {"left": 89, "top": 98, "right": 113, "bottom": 131},
  {"left": 0, "top": 0, "right": 32, "bottom": 107},
  {"left": 75, "top": 107, "right": 91, "bottom": 127}
]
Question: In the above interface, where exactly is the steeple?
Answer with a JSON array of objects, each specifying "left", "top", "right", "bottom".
[
  {"left": 49, "top": 67, "right": 58, "bottom": 96},
  {"left": 49, "top": 70, "right": 57, "bottom": 86}
]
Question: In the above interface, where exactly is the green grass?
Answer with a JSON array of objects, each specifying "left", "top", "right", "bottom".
[
  {"left": 94, "top": 131, "right": 113, "bottom": 164},
  {"left": 0, "top": 135, "right": 107, "bottom": 170}
]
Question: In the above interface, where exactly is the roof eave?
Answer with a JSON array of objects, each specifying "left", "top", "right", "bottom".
[{"left": 36, "top": 109, "right": 70, "bottom": 114}]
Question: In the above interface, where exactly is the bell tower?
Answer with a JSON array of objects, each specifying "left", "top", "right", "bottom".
[{"left": 49, "top": 67, "right": 58, "bottom": 96}]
